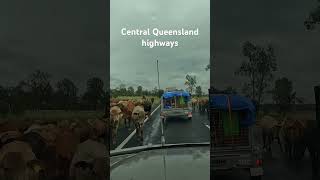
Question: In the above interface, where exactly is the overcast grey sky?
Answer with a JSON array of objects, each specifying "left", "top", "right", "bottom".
[
  {"left": 0, "top": 0, "right": 106, "bottom": 94},
  {"left": 212, "top": 0, "right": 320, "bottom": 103},
  {"left": 110, "top": 0, "right": 210, "bottom": 93}
]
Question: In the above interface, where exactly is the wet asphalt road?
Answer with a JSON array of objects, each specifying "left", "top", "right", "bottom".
[
  {"left": 123, "top": 107, "right": 210, "bottom": 148},
  {"left": 111, "top": 106, "right": 210, "bottom": 150}
]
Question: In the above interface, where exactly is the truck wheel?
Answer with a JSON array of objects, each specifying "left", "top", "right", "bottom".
[{"left": 251, "top": 176, "right": 262, "bottom": 180}]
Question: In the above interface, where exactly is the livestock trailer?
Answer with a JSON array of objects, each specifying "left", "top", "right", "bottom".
[
  {"left": 209, "top": 89, "right": 264, "bottom": 179},
  {"left": 160, "top": 90, "right": 192, "bottom": 121}
]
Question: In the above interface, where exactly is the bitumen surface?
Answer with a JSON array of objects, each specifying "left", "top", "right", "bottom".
[{"left": 111, "top": 106, "right": 210, "bottom": 150}]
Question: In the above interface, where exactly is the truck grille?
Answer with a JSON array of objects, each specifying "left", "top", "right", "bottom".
[{"left": 210, "top": 109, "right": 250, "bottom": 147}]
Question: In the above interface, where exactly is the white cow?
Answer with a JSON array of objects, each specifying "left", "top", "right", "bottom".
[{"left": 131, "top": 106, "right": 145, "bottom": 143}]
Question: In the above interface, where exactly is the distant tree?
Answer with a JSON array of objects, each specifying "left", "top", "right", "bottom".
[
  {"left": 6, "top": 85, "right": 28, "bottom": 114},
  {"left": 205, "top": 64, "right": 210, "bottom": 71},
  {"left": 235, "top": 41, "right": 277, "bottom": 110},
  {"left": 205, "top": 56, "right": 214, "bottom": 71},
  {"left": 16, "top": 80, "right": 33, "bottom": 110},
  {"left": 304, "top": 0, "right": 320, "bottom": 30},
  {"left": 25, "top": 70, "right": 53, "bottom": 110},
  {"left": 136, "top": 86, "right": 143, "bottom": 96},
  {"left": 83, "top": 77, "right": 105, "bottom": 110},
  {"left": 158, "top": 89, "right": 164, "bottom": 97},
  {"left": 55, "top": 78, "right": 78, "bottom": 110},
  {"left": 195, "top": 86, "right": 203, "bottom": 97},
  {"left": 119, "top": 84, "right": 127, "bottom": 96},
  {"left": 127, "top": 86, "right": 135, "bottom": 96},
  {"left": 111, "top": 88, "right": 119, "bottom": 98},
  {"left": 185, "top": 74, "right": 197, "bottom": 95},
  {"left": 151, "top": 87, "right": 158, "bottom": 96},
  {"left": 143, "top": 90, "right": 151, "bottom": 96},
  {"left": 271, "top": 77, "right": 303, "bottom": 115}
]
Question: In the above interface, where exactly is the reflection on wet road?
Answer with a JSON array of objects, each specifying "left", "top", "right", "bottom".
[{"left": 124, "top": 108, "right": 210, "bottom": 148}]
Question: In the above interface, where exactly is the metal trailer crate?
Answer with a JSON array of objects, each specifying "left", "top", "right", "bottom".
[
  {"left": 209, "top": 90, "right": 263, "bottom": 179},
  {"left": 211, "top": 109, "right": 250, "bottom": 148}
]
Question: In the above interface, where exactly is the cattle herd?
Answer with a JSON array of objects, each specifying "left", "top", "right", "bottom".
[
  {"left": 258, "top": 114, "right": 320, "bottom": 177},
  {"left": 2, "top": 95, "right": 319, "bottom": 179},
  {"left": 192, "top": 98, "right": 209, "bottom": 115},
  {"left": 0, "top": 115, "right": 109, "bottom": 180},
  {"left": 109, "top": 97, "right": 154, "bottom": 145}
]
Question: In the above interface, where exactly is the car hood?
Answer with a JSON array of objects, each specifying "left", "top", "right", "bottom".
[{"left": 110, "top": 145, "right": 209, "bottom": 180}]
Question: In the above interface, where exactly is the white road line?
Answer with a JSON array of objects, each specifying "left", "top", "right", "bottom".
[{"left": 115, "top": 105, "right": 161, "bottom": 150}]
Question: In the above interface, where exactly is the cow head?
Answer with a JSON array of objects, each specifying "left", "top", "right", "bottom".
[
  {"left": 131, "top": 106, "right": 142, "bottom": 118},
  {"left": 110, "top": 107, "right": 123, "bottom": 127}
]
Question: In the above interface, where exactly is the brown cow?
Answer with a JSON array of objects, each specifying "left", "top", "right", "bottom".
[
  {"left": 280, "top": 116, "right": 307, "bottom": 160},
  {"left": 118, "top": 100, "right": 135, "bottom": 128},
  {"left": 54, "top": 128, "right": 80, "bottom": 179},
  {"left": 69, "top": 121, "right": 108, "bottom": 180},
  {"left": 191, "top": 98, "right": 198, "bottom": 111},
  {"left": 131, "top": 106, "right": 145, "bottom": 143},
  {"left": 259, "top": 115, "right": 282, "bottom": 155},
  {"left": 110, "top": 106, "right": 123, "bottom": 144},
  {"left": 0, "top": 140, "right": 46, "bottom": 180}
]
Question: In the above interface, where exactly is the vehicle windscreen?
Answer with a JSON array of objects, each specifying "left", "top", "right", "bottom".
[{"left": 109, "top": 0, "right": 210, "bottom": 162}]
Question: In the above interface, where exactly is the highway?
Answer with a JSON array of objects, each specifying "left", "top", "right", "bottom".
[{"left": 110, "top": 105, "right": 210, "bottom": 150}]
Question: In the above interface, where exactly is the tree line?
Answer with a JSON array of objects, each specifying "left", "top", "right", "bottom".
[
  {"left": 0, "top": 70, "right": 107, "bottom": 116},
  {"left": 111, "top": 75, "right": 208, "bottom": 98},
  {"left": 110, "top": 85, "right": 164, "bottom": 98}
]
